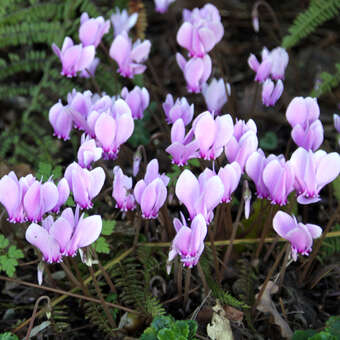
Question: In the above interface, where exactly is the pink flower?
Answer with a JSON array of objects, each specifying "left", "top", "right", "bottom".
[
  {"left": 168, "top": 213, "right": 207, "bottom": 268},
  {"left": 262, "top": 156, "right": 295, "bottom": 206},
  {"left": 94, "top": 99, "right": 134, "bottom": 159},
  {"left": 79, "top": 58, "right": 100, "bottom": 78},
  {"left": 52, "top": 178, "right": 70, "bottom": 213},
  {"left": 109, "top": 32, "right": 151, "bottom": 78},
  {"left": 166, "top": 118, "right": 198, "bottom": 166},
  {"left": 79, "top": 13, "right": 110, "bottom": 47},
  {"left": 52, "top": 37, "right": 95, "bottom": 77},
  {"left": 64, "top": 162, "right": 105, "bottom": 209},
  {"left": 286, "top": 97, "right": 323, "bottom": 151},
  {"left": 202, "top": 78, "right": 228, "bottom": 114},
  {"left": 248, "top": 47, "right": 288, "bottom": 82},
  {"left": 193, "top": 111, "right": 234, "bottom": 160},
  {"left": 177, "top": 4, "right": 224, "bottom": 57},
  {"left": 225, "top": 119, "right": 258, "bottom": 171},
  {"left": 112, "top": 166, "right": 136, "bottom": 211},
  {"left": 218, "top": 162, "right": 241, "bottom": 203},
  {"left": 162, "top": 94, "right": 194, "bottom": 125},
  {"left": 334, "top": 113, "right": 340, "bottom": 133},
  {"left": 261, "top": 79, "right": 283, "bottom": 107},
  {"left": 121, "top": 86, "right": 150, "bottom": 119},
  {"left": 273, "top": 211, "right": 322, "bottom": 261},
  {"left": 175, "top": 169, "right": 224, "bottom": 223},
  {"left": 290, "top": 147, "right": 340, "bottom": 204},
  {"left": 0, "top": 172, "right": 35, "bottom": 223},
  {"left": 77, "top": 135, "right": 102, "bottom": 169},
  {"left": 134, "top": 159, "right": 169, "bottom": 219},
  {"left": 176, "top": 53, "right": 211, "bottom": 93},
  {"left": 111, "top": 8, "right": 138, "bottom": 37},
  {"left": 49, "top": 101, "right": 73, "bottom": 140},
  {"left": 154, "top": 0, "right": 176, "bottom": 13},
  {"left": 26, "top": 207, "right": 102, "bottom": 263}
]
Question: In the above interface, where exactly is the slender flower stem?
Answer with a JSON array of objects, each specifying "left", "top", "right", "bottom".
[
  {"left": 255, "top": 205, "right": 275, "bottom": 258},
  {"left": 89, "top": 266, "right": 117, "bottom": 329},
  {"left": 133, "top": 213, "right": 142, "bottom": 249},
  {"left": 176, "top": 259, "right": 183, "bottom": 299},
  {"left": 70, "top": 257, "right": 90, "bottom": 297},
  {"left": 252, "top": 243, "right": 288, "bottom": 314},
  {"left": 184, "top": 267, "right": 191, "bottom": 306},
  {"left": 60, "top": 262, "right": 82, "bottom": 289},
  {"left": 277, "top": 244, "right": 291, "bottom": 292},
  {"left": 25, "top": 296, "right": 51, "bottom": 340},
  {"left": 197, "top": 262, "right": 209, "bottom": 297},
  {"left": 208, "top": 226, "right": 221, "bottom": 283},
  {"left": 160, "top": 205, "right": 174, "bottom": 240}
]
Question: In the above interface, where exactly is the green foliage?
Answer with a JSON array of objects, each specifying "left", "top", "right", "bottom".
[
  {"left": 259, "top": 131, "right": 278, "bottom": 151},
  {"left": 140, "top": 315, "right": 198, "bottom": 340},
  {"left": 93, "top": 220, "right": 116, "bottom": 254},
  {"left": 318, "top": 224, "right": 340, "bottom": 261},
  {"left": 282, "top": 0, "right": 340, "bottom": 49},
  {"left": 0, "top": 332, "right": 19, "bottom": 340},
  {"left": 0, "top": 234, "right": 24, "bottom": 277},
  {"left": 35, "top": 161, "right": 62, "bottom": 181},
  {"left": 292, "top": 315, "right": 340, "bottom": 340},
  {"left": 311, "top": 63, "right": 340, "bottom": 97}
]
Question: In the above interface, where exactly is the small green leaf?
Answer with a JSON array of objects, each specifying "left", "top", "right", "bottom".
[
  {"left": 0, "top": 332, "right": 19, "bottom": 340},
  {"left": 173, "top": 321, "right": 189, "bottom": 338},
  {"left": 102, "top": 220, "right": 116, "bottom": 236},
  {"left": 259, "top": 131, "right": 278, "bottom": 151},
  {"left": 158, "top": 329, "right": 180, "bottom": 340},
  {"left": 188, "top": 159, "right": 200, "bottom": 167},
  {"left": 93, "top": 237, "right": 110, "bottom": 254},
  {"left": 66, "top": 196, "right": 75, "bottom": 207},
  {"left": 325, "top": 316, "right": 340, "bottom": 337},
  {"left": 36, "top": 161, "right": 52, "bottom": 180},
  {"left": 0, "top": 235, "right": 9, "bottom": 249},
  {"left": 52, "top": 165, "right": 62, "bottom": 180},
  {"left": 8, "top": 245, "right": 24, "bottom": 259},
  {"left": 0, "top": 256, "right": 18, "bottom": 277},
  {"left": 151, "top": 315, "right": 173, "bottom": 332}
]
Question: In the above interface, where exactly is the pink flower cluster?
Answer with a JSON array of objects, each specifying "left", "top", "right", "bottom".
[
  {"left": 248, "top": 46, "right": 288, "bottom": 107},
  {"left": 176, "top": 4, "right": 224, "bottom": 93}
]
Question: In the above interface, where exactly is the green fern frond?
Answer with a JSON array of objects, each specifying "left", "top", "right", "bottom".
[
  {"left": 0, "top": 22, "right": 63, "bottom": 48},
  {"left": 282, "top": 0, "right": 340, "bottom": 49},
  {"left": 311, "top": 63, "right": 340, "bottom": 97}
]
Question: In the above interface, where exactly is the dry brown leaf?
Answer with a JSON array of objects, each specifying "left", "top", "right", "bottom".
[{"left": 255, "top": 281, "right": 293, "bottom": 339}]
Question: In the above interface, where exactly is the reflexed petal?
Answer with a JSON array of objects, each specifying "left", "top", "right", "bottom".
[
  {"left": 94, "top": 114, "right": 116, "bottom": 151},
  {"left": 50, "top": 216, "right": 73, "bottom": 252},
  {"left": 88, "top": 167, "right": 105, "bottom": 199},
  {"left": 177, "top": 22, "right": 193, "bottom": 51},
  {"left": 273, "top": 211, "right": 296, "bottom": 237}
]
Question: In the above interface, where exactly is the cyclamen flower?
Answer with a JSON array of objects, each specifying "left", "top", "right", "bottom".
[
  {"left": 175, "top": 169, "right": 224, "bottom": 223},
  {"left": 286, "top": 97, "right": 323, "bottom": 151},
  {"left": 79, "top": 12, "right": 110, "bottom": 47},
  {"left": 225, "top": 119, "right": 258, "bottom": 171},
  {"left": 26, "top": 207, "right": 102, "bottom": 263},
  {"left": 112, "top": 166, "right": 136, "bottom": 211},
  {"left": 49, "top": 101, "right": 73, "bottom": 140},
  {"left": 248, "top": 47, "right": 289, "bottom": 82},
  {"left": 334, "top": 114, "right": 340, "bottom": 133},
  {"left": 177, "top": 4, "right": 224, "bottom": 57},
  {"left": 52, "top": 37, "right": 95, "bottom": 77},
  {"left": 154, "top": 0, "right": 176, "bottom": 13},
  {"left": 162, "top": 94, "right": 194, "bottom": 125},
  {"left": 202, "top": 78, "right": 228, "bottom": 114},
  {"left": 176, "top": 53, "right": 211, "bottom": 93},
  {"left": 52, "top": 178, "right": 70, "bottom": 213},
  {"left": 168, "top": 213, "right": 207, "bottom": 268},
  {"left": 79, "top": 58, "right": 100, "bottom": 78},
  {"left": 64, "top": 162, "right": 105, "bottom": 209},
  {"left": 109, "top": 32, "right": 151, "bottom": 78},
  {"left": 290, "top": 147, "right": 340, "bottom": 204},
  {"left": 121, "top": 86, "right": 150, "bottom": 119},
  {"left": 111, "top": 8, "right": 138, "bottom": 37},
  {"left": 193, "top": 111, "right": 234, "bottom": 160},
  {"left": 218, "top": 162, "right": 241, "bottom": 203},
  {"left": 166, "top": 118, "right": 198, "bottom": 166},
  {"left": 134, "top": 159, "right": 169, "bottom": 219},
  {"left": 273, "top": 211, "right": 322, "bottom": 261},
  {"left": 94, "top": 99, "right": 134, "bottom": 159},
  {"left": 77, "top": 135, "right": 102, "bottom": 169},
  {"left": 262, "top": 156, "right": 295, "bottom": 206},
  {"left": 0, "top": 172, "right": 35, "bottom": 223},
  {"left": 262, "top": 79, "right": 283, "bottom": 107},
  {"left": 246, "top": 149, "right": 276, "bottom": 199}
]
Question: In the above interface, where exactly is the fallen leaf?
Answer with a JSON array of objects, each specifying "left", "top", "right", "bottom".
[
  {"left": 207, "top": 301, "right": 234, "bottom": 340},
  {"left": 255, "top": 281, "right": 293, "bottom": 339}
]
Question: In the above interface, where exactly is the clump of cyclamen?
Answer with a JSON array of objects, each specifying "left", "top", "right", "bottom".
[{"left": 0, "top": 172, "right": 69, "bottom": 223}]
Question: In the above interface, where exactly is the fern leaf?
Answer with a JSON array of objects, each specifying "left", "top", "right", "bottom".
[
  {"left": 282, "top": 0, "right": 340, "bottom": 49},
  {"left": 311, "top": 63, "right": 340, "bottom": 97}
]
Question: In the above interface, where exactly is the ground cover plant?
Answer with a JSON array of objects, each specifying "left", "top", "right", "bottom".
[{"left": 0, "top": 0, "right": 340, "bottom": 339}]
